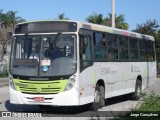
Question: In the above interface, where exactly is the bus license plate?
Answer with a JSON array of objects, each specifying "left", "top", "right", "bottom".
[{"left": 33, "top": 97, "right": 45, "bottom": 102}]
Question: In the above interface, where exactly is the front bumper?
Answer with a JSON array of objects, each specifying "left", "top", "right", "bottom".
[{"left": 10, "top": 87, "right": 79, "bottom": 106}]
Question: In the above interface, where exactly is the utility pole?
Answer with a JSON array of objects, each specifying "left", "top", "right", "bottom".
[{"left": 112, "top": 0, "right": 115, "bottom": 28}]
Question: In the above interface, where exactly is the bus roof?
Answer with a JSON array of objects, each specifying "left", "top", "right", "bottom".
[
  {"left": 16, "top": 20, "right": 154, "bottom": 41},
  {"left": 78, "top": 21, "right": 154, "bottom": 41}
]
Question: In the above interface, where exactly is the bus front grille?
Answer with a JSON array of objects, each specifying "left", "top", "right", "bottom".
[{"left": 13, "top": 79, "right": 68, "bottom": 94}]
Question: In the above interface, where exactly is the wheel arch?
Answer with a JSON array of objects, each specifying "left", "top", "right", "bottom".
[
  {"left": 96, "top": 79, "right": 105, "bottom": 90},
  {"left": 137, "top": 75, "right": 142, "bottom": 83}
]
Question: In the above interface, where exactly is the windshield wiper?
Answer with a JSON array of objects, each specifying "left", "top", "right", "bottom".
[
  {"left": 51, "top": 32, "right": 62, "bottom": 48},
  {"left": 52, "top": 32, "right": 61, "bottom": 44}
]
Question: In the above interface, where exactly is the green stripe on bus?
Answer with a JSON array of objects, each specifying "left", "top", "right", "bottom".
[
  {"left": 122, "top": 69, "right": 124, "bottom": 80},
  {"left": 13, "top": 79, "right": 68, "bottom": 94},
  {"left": 103, "top": 27, "right": 113, "bottom": 33},
  {"left": 94, "top": 71, "right": 97, "bottom": 83}
]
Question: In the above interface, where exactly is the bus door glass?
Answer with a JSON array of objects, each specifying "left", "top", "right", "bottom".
[{"left": 80, "top": 34, "right": 92, "bottom": 70}]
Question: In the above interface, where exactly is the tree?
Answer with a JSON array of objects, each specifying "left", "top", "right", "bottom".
[
  {"left": 86, "top": 13, "right": 129, "bottom": 30},
  {"left": 0, "top": 10, "right": 26, "bottom": 62},
  {"left": 0, "top": 10, "right": 26, "bottom": 31},
  {"left": 86, "top": 12, "right": 104, "bottom": 25},
  {"left": 133, "top": 19, "right": 159, "bottom": 35},
  {"left": 57, "top": 13, "right": 69, "bottom": 20},
  {"left": 104, "top": 13, "right": 129, "bottom": 30},
  {"left": 7, "top": 11, "right": 23, "bottom": 29},
  {"left": 0, "top": 12, "right": 11, "bottom": 29},
  {"left": 17, "top": 18, "right": 26, "bottom": 23}
]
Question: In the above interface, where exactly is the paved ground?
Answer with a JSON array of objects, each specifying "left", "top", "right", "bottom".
[{"left": 0, "top": 78, "right": 8, "bottom": 87}]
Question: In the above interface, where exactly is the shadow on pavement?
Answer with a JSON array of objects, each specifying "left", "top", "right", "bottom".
[{"left": 4, "top": 94, "right": 131, "bottom": 117}]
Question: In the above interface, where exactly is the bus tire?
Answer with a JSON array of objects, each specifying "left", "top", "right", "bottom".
[
  {"left": 131, "top": 80, "right": 142, "bottom": 101},
  {"left": 90, "top": 84, "right": 100, "bottom": 111},
  {"left": 99, "top": 85, "right": 105, "bottom": 107},
  {"left": 90, "top": 84, "right": 105, "bottom": 111}
]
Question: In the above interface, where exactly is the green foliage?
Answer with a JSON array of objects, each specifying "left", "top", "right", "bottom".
[
  {"left": 114, "top": 93, "right": 160, "bottom": 120},
  {"left": 0, "top": 64, "right": 8, "bottom": 78},
  {"left": 133, "top": 19, "right": 159, "bottom": 35},
  {"left": 0, "top": 71, "right": 8, "bottom": 77},
  {"left": 0, "top": 9, "right": 26, "bottom": 30},
  {"left": 0, "top": 9, "right": 25, "bottom": 62},
  {"left": 104, "top": 13, "right": 129, "bottom": 30},
  {"left": 86, "top": 12, "right": 129, "bottom": 30},
  {"left": 139, "top": 92, "right": 160, "bottom": 111},
  {"left": 57, "top": 13, "right": 69, "bottom": 20},
  {"left": 86, "top": 12, "right": 104, "bottom": 25}
]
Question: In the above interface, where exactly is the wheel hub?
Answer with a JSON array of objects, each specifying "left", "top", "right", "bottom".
[{"left": 94, "top": 90, "right": 100, "bottom": 103}]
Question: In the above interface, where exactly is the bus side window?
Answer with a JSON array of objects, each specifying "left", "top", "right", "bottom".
[
  {"left": 129, "top": 37, "right": 138, "bottom": 60},
  {"left": 147, "top": 40, "right": 155, "bottom": 61},
  {"left": 118, "top": 35, "right": 129, "bottom": 60},
  {"left": 94, "top": 32, "right": 107, "bottom": 60},
  {"left": 107, "top": 34, "right": 118, "bottom": 60},
  {"left": 80, "top": 35, "right": 92, "bottom": 68}
]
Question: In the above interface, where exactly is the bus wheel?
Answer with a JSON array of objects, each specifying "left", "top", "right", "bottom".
[
  {"left": 100, "top": 85, "right": 105, "bottom": 107},
  {"left": 131, "top": 80, "right": 142, "bottom": 100},
  {"left": 90, "top": 84, "right": 105, "bottom": 111}
]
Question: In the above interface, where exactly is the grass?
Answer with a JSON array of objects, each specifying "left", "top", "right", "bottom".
[
  {"left": 138, "top": 92, "right": 160, "bottom": 111},
  {"left": 114, "top": 92, "right": 160, "bottom": 120}
]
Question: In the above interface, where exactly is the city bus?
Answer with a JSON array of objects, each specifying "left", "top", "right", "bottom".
[{"left": 9, "top": 20, "right": 156, "bottom": 111}]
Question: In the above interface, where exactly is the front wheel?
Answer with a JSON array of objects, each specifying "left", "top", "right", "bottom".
[{"left": 90, "top": 84, "right": 105, "bottom": 111}]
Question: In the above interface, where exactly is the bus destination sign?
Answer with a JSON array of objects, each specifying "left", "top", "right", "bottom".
[{"left": 15, "top": 21, "right": 77, "bottom": 34}]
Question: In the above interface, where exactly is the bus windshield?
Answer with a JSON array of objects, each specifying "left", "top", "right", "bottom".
[{"left": 10, "top": 34, "right": 77, "bottom": 77}]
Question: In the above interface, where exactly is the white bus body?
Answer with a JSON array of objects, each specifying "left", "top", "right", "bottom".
[{"left": 9, "top": 20, "right": 156, "bottom": 110}]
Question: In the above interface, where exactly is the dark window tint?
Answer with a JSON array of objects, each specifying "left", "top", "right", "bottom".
[
  {"left": 119, "top": 49, "right": 128, "bottom": 59},
  {"left": 139, "top": 39, "right": 147, "bottom": 60},
  {"left": 108, "top": 34, "right": 118, "bottom": 48},
  {"left": 119, "top": 36, "right": 128, "bottom": 48},
  {"left": 130, "top": 38, "right": 138, "bottom": 49},
  {"left": 130, "top": 50, "right": 138, "bottom": 59},
  {"left": 139, "top": 40, "right": 146, "bottom": 50},
  {"left": 147, "top": 40, "right": 154, "bottom": 50},
  {"left": 108, "top": 49, "right": 118, "bottom": 60},
  {"left": 94, "top": 33, "right": 107, "bottom": 60},
  {"left": 118, "top": 36, "right": 128, "bottom": 60},
  {"left": 94, "top": 33, "right": 104, "bottom": 46},
  {"left": 94, "top": 46, "right": 107, "bottom": 60},
  {"left": 129, "top": 37, "right": 138, "bottom": 60},
  {"left": 147, "top": 40, "right": 155, "bottom": 61},
  {"left": 139, "top": 50, "right": 147, "bottom": 60}
]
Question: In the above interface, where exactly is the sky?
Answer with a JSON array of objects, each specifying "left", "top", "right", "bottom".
[{"left": 0, "top": 0, "right": 160, "bottom": 31}]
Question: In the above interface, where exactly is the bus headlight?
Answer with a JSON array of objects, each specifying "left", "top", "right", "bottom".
[
  {"left": 9, "top": 77, "right": 16, "bottom": 90},
  {"left": 70, "top": 78, "right": 75, "bottom": 83},
  {"left": 65, "top": 77, "right": 76, "bottom": 91}
]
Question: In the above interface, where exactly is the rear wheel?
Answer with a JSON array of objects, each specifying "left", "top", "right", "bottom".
[
  {"left": 99, "top": 85, "right": 105, "bottom": 107},
  {"left": 131, "top": 80, "right": 142, "bottom": 100}
]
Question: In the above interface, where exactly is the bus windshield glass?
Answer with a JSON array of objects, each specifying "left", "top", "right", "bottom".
[{"left": 10, "top": 34, "right": 77, "bottom": 77}]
